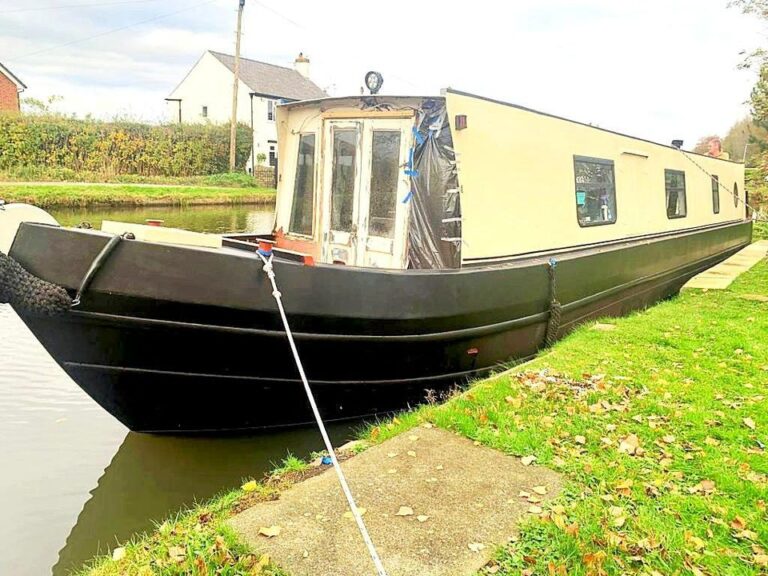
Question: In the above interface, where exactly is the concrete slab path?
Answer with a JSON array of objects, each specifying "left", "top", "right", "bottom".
[
  {"left": 683, "top": 239, "right": 768, "bottom": 290},
  {"left": 229, "top": 426, "right": 563, "bottom": 576}
]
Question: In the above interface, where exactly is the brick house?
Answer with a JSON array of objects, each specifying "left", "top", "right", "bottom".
[{"left": 0, "top": 62, "right": 26, "bottom": 114}]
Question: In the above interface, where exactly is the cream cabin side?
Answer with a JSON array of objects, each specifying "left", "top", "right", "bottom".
[{"left": 446, "top": 90, "right": 747, "bottom": 264}]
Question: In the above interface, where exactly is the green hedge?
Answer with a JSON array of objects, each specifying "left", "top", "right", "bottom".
[{"left": 0, "top": 115, "right": 252, "bottom": 177}]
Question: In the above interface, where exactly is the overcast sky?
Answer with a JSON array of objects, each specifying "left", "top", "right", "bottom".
[{"left": 1, "top": 0, "right": 765, "bottom": 150}]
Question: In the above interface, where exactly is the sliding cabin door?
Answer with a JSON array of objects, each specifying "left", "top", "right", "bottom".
[{"left": 322, "top": 118, "right": 411, "bottom": 268}]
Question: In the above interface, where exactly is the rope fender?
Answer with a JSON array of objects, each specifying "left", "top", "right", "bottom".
[
  {"left": 544, "top": 257, "right": 562, "bottom": 348},
  {"left": 0, "top": 250, "right": 71, "bottom": 315}
]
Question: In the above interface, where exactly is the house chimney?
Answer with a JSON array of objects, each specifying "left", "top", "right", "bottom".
[{"left": 294, "top": 52, "right": 310, "bottom": 79}]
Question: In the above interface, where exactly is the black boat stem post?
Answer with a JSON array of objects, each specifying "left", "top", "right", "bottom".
[{"left": 256, "top": 248, "right": 389, "bottom": 576}]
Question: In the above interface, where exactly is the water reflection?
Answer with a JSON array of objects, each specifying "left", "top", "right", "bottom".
[
  {"left": 1, "top": 209, "right": 359, "bottom": 576},
  {"left": 54, "top": 425, "right": 354, "bottom": 575},
  {"left": 49, "top": 204, "right": 275, "bottom": 234}
]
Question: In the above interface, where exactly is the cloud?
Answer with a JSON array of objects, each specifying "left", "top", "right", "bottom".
[{"left": 1, "top": 0, "right": 763, "bottom": 148}]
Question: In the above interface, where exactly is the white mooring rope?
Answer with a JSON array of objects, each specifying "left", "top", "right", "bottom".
[{"left": 257, "top": 252, "right": 389, "bottom": 576}]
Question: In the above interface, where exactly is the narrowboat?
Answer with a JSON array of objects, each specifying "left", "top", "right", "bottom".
[{"left": 0, "top": 88, "right": 752, "bottom": 433}]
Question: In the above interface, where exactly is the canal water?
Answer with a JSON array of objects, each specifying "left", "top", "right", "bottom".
[{"left": 1, "top": 205, "right": 357, "bottom": 575}]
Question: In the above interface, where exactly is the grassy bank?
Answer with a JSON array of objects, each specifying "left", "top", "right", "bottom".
[
  {"left": 375, "top": 260, "right": 768, "bottom": 575},
  {"left": 79, "top": 260, "right": 768, "bottom": 575},
  {"left": 755, "top": 220, "right": 768, "bottom": 241},
  {"left": 0, "top": 183, "right": 275, "bottom": 208},
  {"left": 76, "top": 455, "right": 335, "bottom": 575}
]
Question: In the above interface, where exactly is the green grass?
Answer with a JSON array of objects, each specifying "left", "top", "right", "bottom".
[
  {"left": 0, "top": 183, "right": 275, "bottom": 208},
  {"left": 368, "top": 261, "right": 768, "bottom": 575},
  {"left": 270, "top": 453, "right": 311, "bottom": 477},
  {"left": 754, "top": 220, "right": 768, "bottom": 241},
  {"left": 76, "top": 480, "right": 287, "bottom": 575},
  {"left": 0, "top": 167, "right": 267, "bottom": 188}
]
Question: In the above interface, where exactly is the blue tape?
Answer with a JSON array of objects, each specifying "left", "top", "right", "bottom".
[
  {"left": 404, "top": 169, "right": 419, "bottom": 177},
  {"left": 402, "top": 190, "right": 414, "bottom": 204},
  {"left": 258, "top": 248, "right": 273, "bottom": 257},
  {"left": 412, "top": 126, "right": 425, "bottom": 145}
]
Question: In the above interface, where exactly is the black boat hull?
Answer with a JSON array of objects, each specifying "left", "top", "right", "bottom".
[{"left": 9, "top": 220, "right": 752, "bottom": 432}]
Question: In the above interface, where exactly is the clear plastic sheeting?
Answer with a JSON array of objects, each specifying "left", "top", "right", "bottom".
[{"left": 405, "top": 99, "right": 462, "bottom": 269}]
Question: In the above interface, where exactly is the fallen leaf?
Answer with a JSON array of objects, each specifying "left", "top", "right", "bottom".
[
  {"left": 662, "top": 434, "right": 676, "bottom": 444},
  {"left": 407, "top": 450, "right": 417, "bottom": 457},
  {"left": 618, "top": 433, "right": 641, "bottom": 455},
  {"left": 387, "top": 452, "right": 398, "bottom": 458},
  {"left": 575, "top": 435, "right": 586, "bottom": 445},
  {"left": 241, "top": 480, "right": 258, "bottom": 492},
  {"left": 258, "top": 525, "right": 281, "bottom": 538},
  {"left": 168, "top": 545, "right": 186, "bottom": 563},
  {"left": 689, "top": 479, "right": 716, "bottom": 495},
  {"left": 731, "top": 516, "right": 747, "bottom": 530},
  {"left": 532, "top": 485, "right": 548, "bottom": 495},
  {"left": 744, "top": 417, "right": 756, "bottom": 430},
  {"left": 528, "top": 505, "right": 543, "bottom": 514},
  {"left": 468, "top": 542, "right": 486, "bottom": 553},
  {"left": 396, "top": 506, "right": 414, "bottom": 516},
  {"left": 521, "top": 455, "right": 537, "bottom": 466},
  {"left": 615, "top": 479, "right": 634, "bottom": 496},
  {"left": 343, "top": 507, "right": 366, "bottom": 519},
  {"left": 565, "top": 522, "right": 580, "bottom": 536},
  {"left": 417, "top": 515, "right": 429, "bottom": 522},
  {"left": 111, "top": 547, "right": 126, "bottom": 561},
  {"left": 408, "top": 435, "right": 419, "bottom": 441}
]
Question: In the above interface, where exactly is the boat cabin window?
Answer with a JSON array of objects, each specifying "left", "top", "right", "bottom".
[
  {"left": 665, "top": 169, "right": 687, "bottom": 219},
  {"left": 330, "top": 128, "right": 359, "bottom": 232},
  {"left": 288, "top": 133, "right": 316, "bottom": 236},
  {"left": 711, "top": 175, "right": 720, "bottom": 214},
  {"left": 368, "top": 131, "right": 401, "bottom": 239},
  {"left": 573, "top": 156, "right": 617, "bottom": 227},
  {"left": 733, "top": 182, "right": 739, "bottom": 208}
]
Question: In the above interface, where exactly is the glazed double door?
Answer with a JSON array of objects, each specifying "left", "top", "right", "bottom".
[{"left": 322, "top": 119, "right": 411, "bottom": 269}]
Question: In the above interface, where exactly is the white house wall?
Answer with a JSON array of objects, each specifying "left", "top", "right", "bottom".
[{"left": 167, "top": 52, "right": 278, "bottom": 166}]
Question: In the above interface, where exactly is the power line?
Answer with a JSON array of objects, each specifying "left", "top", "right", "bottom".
[
  {"left": 0, "top": 0, "right": 164, "bottom": 15},
  {"left": 249, "top": 0, "right": 423, "bottom": 91},
  {"left": 6, "top": 0, "right": 217, "bottom": 63}
]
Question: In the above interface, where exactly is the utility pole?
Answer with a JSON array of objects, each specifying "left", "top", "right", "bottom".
[{"left": 229, "top": 0, "right": 245, "bottom": 172}]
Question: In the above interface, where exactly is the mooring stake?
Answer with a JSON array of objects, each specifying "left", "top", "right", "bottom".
[{"left": 257, "top": 248, "right": 389, "bottom": 576}]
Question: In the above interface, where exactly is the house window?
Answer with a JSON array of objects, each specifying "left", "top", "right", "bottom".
[
  {"left": 267, "top": 100, "right": 275, "bottom": 121},
  {"left": 573, "top": 156, "right": 617, "bottom": 227},
  {"left": 269, "top": 143, "right": 276, "bottom": 167},
  {"left": 711, "top": 175, "right": 720, "bottom": 214},
  {"left": 289, "top": 133, "right": 315, "bottom": 236},
  {"left": 665, "top": 169, "right": 687, "bottom": 219},
  {"left": 202, "top": 106, "right": 208, "bottom": 118}
]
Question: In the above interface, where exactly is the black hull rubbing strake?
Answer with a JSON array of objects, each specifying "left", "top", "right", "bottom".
[{"left": 9, "top": 220, "right": 751, "bottom": 433}]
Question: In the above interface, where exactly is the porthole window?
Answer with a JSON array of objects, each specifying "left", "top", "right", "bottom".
[{"left": 733, "top": 182, "right": 739, "bottom": 208}]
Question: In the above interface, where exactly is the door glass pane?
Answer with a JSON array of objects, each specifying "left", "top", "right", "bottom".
[
  {"left": 289, "top": 133, "right": 315, "bottom": 235},
  {"left": 330, "top": 128, "right": 358, "bottom": 232},
  {"left": 368, "top": 131, "right": 401, "bottom": 239}
]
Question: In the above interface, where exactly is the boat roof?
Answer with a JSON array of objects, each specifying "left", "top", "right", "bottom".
[{"left": 279, "top": 89, "right": 742, "bottom": 165}]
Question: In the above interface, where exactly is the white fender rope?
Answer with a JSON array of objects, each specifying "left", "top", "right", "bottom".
[{"left": 257, "top": 252, "right": 389, "bottom": 576}]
